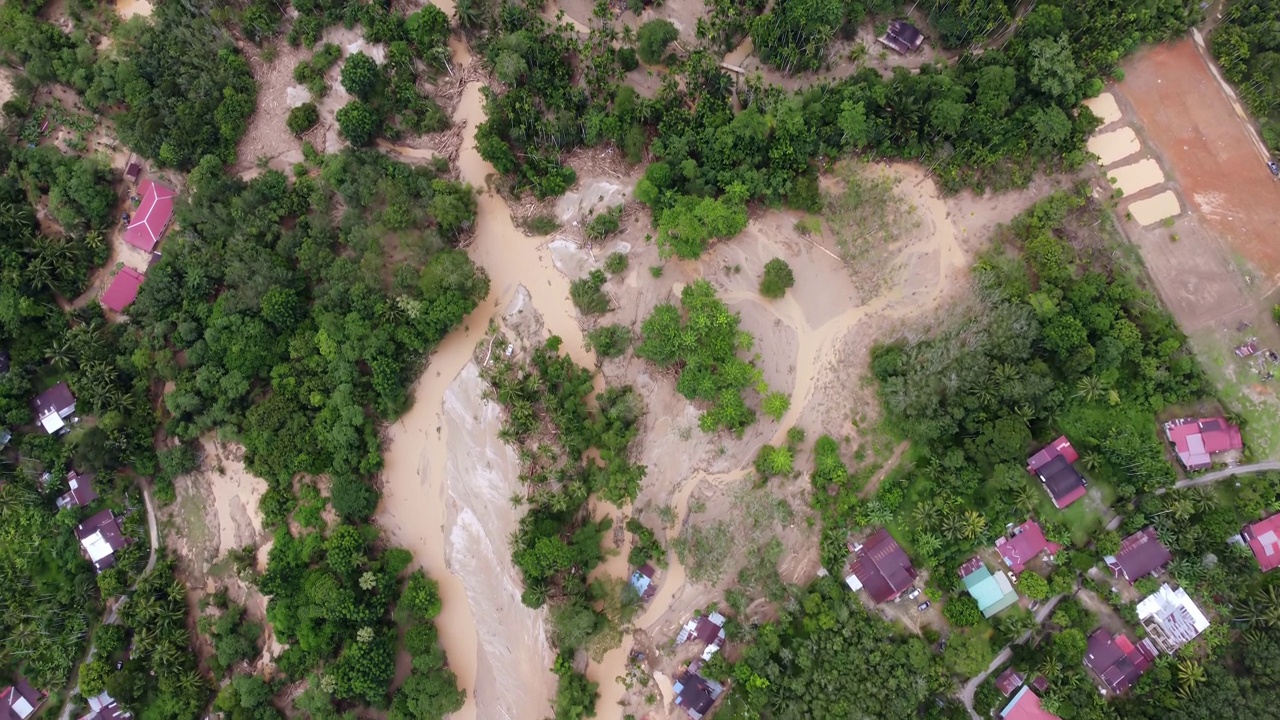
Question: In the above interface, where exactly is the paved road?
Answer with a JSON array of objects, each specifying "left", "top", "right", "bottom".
[
  {"left": 1155, "top": 461, "right": 1280, "bottom": 495},
  {"left": 958, "top": 594, "right": 1064, "bottom": 720}
]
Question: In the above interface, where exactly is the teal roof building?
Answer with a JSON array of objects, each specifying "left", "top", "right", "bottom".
[{"left": 960, "top": 560, "right": 1019, "bottom": 617}]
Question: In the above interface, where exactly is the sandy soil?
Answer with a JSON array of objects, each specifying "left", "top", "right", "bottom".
[
  {"left": 115, "top": 0, "right": 153, "bottom": 20},
  {"left": 1118, "top": 36, "right": 1280, "bottom": 281},
  {"left": 163, "top": 437, "right": 269, "bottom": 576},
  {"left": 1127, "top": 191, "right": 1181, "bottom": 225},
  {"left": 1083, "top": 92, "right": 1122, "bottom": 128},
  {"left": 1087, "top": 126, "right": 1141, "bottom": 166},
  {"left": 1107, "top": 158, "right": 1164, "bottom": 197}
]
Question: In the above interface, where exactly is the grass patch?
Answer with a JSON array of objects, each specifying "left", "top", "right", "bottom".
[{"left": 1190, "top": 329, "right": 1280, "bottom": 460}]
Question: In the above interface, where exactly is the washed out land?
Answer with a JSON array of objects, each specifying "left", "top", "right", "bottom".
[{"left": 6, "top": 1, "right": 1280, "bottom": 720}]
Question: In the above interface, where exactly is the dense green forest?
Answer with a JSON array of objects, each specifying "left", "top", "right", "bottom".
[{"left": 1212, "top": 0, "right": 1280, "bottom": 152}]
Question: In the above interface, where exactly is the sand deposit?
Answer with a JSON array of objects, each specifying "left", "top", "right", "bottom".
[
  {"left": 1084, "top": 92, "right": 1122, "bottom": 127},
  {"left": 1088, "top": 126, "right": 1142, "bottom": 166},
  {"left": 164, "top": 437, "right": 268, "bottom": 575},
  {"left": 1128, "top": 190, "right": 1182, "bottom": 225},
  {"left": 376, "top": 79, "right": 598, "bottom": 720},
  {"left": 115, "top": 0, "right": 153, "bottom": 20},
  {"left": 1107, "top": 158, "right": 1165, "bottom": 197}
]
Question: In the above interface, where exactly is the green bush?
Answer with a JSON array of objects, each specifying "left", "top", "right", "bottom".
[
  {"left": 759, "top": 258, "right": 795, "bottom": 298},
  {"left": 637, "top": 19, "right": 679, "bottom": 64},
  {"left": 754, "top": 444, "right": 794, "bottom": 477},
  {"left": 586, "top": 324, "right": 632, "bottom": 358},
  {"left": 340, "top": 51, "right": 381, "bottom": 99},
  {"left": 585, "top": 206, "right": 623, "bottom": 241},
  {"left": 1019, "top": 571, "right": 1051, "bottom": 601},
  {"left": 570, "top": 269, "right": 611, "bottom": 315},
  {"left": 943, "top": 595, "right": 982, "bottom": 626},
  {"left": 287, "top": 103, "right": 320, "bottom": 135},
  {"left": 337, "top": 100, "right": 380, "bottom": 146},
  {"left": 604, "top": 252, "right": 629, "bottom": 274}
]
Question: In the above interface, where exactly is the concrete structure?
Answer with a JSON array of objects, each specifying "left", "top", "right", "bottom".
[
  {"left": 1136, "top": 584, "right": 1210, "bottom": 654},
  {"left": 1, "top": 678, "right": 45, "bottom": 720},
  {"left": 101, "top": 267, "right": 146, "bottom": 313},
  {"left": 1083, "top": 629, "right": 1158, "bottom": 695},
  {"left": 1243, "top": 513, "right": 1280, "bottom": 572},
  {"left": 56, "top": 470, "right": 98, "bottom": 510},
  {"left": 76, "top": 509, "right": 129, "bottom": 572},
  {"left": 999, "top": 686, "right": 1061, "bottom": 720},
  {"left": 1105, "top": 527, "right": 1172, "bottom": 582},
  {"left": 959, "top": 559, "right": 1019, "bottom": 618},
  {"left": 673, "top": 671, "right": 723, "bottom": 720}
]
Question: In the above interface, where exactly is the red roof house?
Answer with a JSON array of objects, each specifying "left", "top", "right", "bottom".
[
  {"left": 1105, "top": 527, "right": 1172, "bottom": 582},
  {"left": 995, "top": 667, "right": 1025, "bottom": 697},
  {"left": 999, "top": 686, "right": 1061, "bottom": 720},
  {"left": 1027, "top": 437, "right": 1087, "bottom": 509},
  {"left": 124, "top": 181, "right": 177, "bottom": 252},
  {"left": 1243, "top": 513, "right": 1280, "bottom": 572},
  {"left": 846, "top": 528, "right": 917, "bottom": 603},
  {"left": 1083, "top": 629, "right": 1157, "bottom": 695},
  {"left": 1164, "top": 417, "right": 1243, "bottom": 471},
  {"left": 101, "top": 267, "right": 146, "bottom": 313},
  {"left": 995, "top": 519, "right": 1061, "bottom": 574}
]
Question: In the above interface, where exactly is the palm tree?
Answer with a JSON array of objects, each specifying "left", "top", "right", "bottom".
[
  {"left": 1078, "top": 451, "right": 1101, "bottom": 472},
  {"left": 1188, "top": 486, "right": 1217, "bottom": 512},
  {"left": 911, "top": 501, "right": 939, "bottom": 530},
  {"left": 941, "top": 513, "right": 963, "bottom": 541},
  {"left": 1038, "top": 655, "right": 1061, "bottom": 680},
  {"left": 960, "top": 509, "right": 987, "bottom": 540},
  {"left": 45, "top": 336, "right": 76, "bottom": 370},
  {"left": 1013, "top": 484, "right": 1039, "bottom": 514},
  {"left": 1176, "top": 659, "right": 1206, "bottom": 696},
  {"left": 1169, "top": 497, "right": 1194, "bottom": 522},
  {"left": 915, "top": 532, "right": 942, "bottom": 559},
  {"left": 994, "top": 362, "right": 1022, "bottom": 386},
  {"left": 1013, "top": 404, "right": 1035, "bottom": 426},
  {"left": 1075, "top": 375, "right": 1104, "bottom": 402}
]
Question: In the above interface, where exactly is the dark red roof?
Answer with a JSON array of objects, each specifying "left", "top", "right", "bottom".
[
  {"left": 995, "top": 667, "right": 1024, "bottom": 697},
  {"left": 996, "top": 519, "right": 1060, "bottom": 573},
  {"left": 1106, "top": 527, "right": 1171, "bottom": 582},
  {"left": 850, "top": 528, "right": 917, "bottom": 603},
  {"left": 1243, "top": 513, "right": 1280, "bottom": 572},
  {"left": 101, "top": 267, "right": 145, "bottom": 313},
  {"left": 1083, "top": 628, "right": 1156, "bottom": 694},
  {"left": 32, "top": 381, "right": 75, "bottom": 419},
  {"left": 57, "top": 470, "right": 99, "bottom": 509},
  {"left": 958, "top": 556, "right": 984, "bottom": 579},
  {"left": 124, "top": 181, "right": 177, "bottom": 252},
  {"left": 1, "top": 678, "right": 45, "bottom": 720},
  {"left": 1028, "top": 438, "right": 1087, "bottom": 508}
]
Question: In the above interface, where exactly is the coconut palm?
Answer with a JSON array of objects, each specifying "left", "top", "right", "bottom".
[
  {"left": 1013, "top": 484, "right": 1039, "bottom": 514},
  {"left": 959, "top": 509, "right": 987, "bottom": 540},
  {"left": 1176, "top": 659, "right": 1206, "bottom": 697},
  {"left": 1075, "top": 375, "right": 1105, "bottom": 402}
]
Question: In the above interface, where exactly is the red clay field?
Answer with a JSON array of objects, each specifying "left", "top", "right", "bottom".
[{"left": 1118, "top": 38, "right": 1280, "bottom": 281}]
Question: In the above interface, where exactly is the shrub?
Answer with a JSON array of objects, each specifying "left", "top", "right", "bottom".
[
  {"left": 943, "top": 596, "right": 982, "bottom": 626},
  {"left": 618, "top": 47, "right": 639, "bottom": 72},
  {"left": 759, "top": 258, "right": 795, "bottom": 298},
  {"left": 604, "top": 252, "right": 629, "bottom": 274},
  {"left": 585, "top": 206, "right": 623, "bottom": 240},
  {"left": 637, "top": 19, "right": 679, "bottom": 65},
  {"left": 524, "top": 214, "right": 560, "bottom": 235},
  {"left": 762, "top": 391, "right": 790, "bottom": 421},
  {"left": 336, "top": 101, "right": 379, "bottom": 146},
  {"left": 340, "top": 51, "right": 381, "bottom": 99},
  {"left": 287, "top": 103, "right": 320, "bottom": 135},
  {"left": 571, "top": 270, "right": 611, "bottom": 315},
  {"left": 754, "top": 444, "right": 793, "bottom": 477},
  {"left": 1019, "top": 571, "right": 1050, "bottom": 601},
  {"left": 586, "top": 324, "right": 632, "bottom": 358}
]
